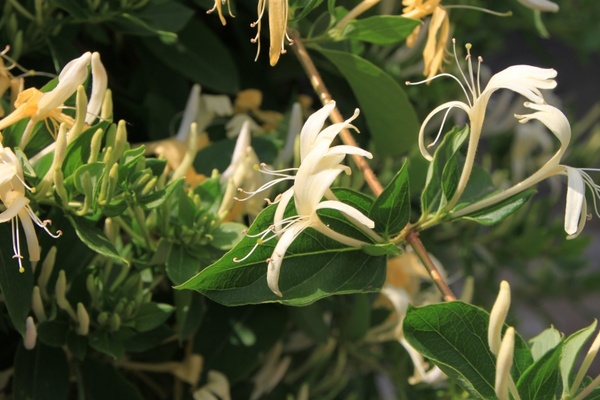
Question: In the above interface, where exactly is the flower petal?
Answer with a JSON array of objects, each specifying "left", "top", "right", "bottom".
[
  {"left": 300, "top": 101, "right": 336, "bottom": 159},
  {"left": 37, "top": 52, "right": 92, "bottom": 118},
  {"left": 316, "top": 200, "right": 375, "bottom": 228},
  {"left": 85, "top": 52, "right": 108, "bottom": 125},
  {"left": 565, "top": 166, "right": 586, "bottom": 236},
  {"left": 267, "top": 222, "right": 306, "bottom": 296},
  {"left": 418, "top": 100, "right": 471, "bottom": 161}
]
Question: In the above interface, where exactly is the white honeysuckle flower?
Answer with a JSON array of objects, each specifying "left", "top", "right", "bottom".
[
  {"left": 407, "top": 40, "right": 557, "bottom": 209},
  {"left": 251, "top": 0, "right": 291, "bottom": 66},
  {"left": 0, "top": 145, "right": 61, "bottom": 272},
  {"left": 0, "top": 52, "right": 107, "bottom": 147},
  {"left": 225, "top": 114, "right": 263, "bottom": 139},
  {"left": 451, "top": 102, "right": 600, "bottom": 239},
  {"left": 516, "top": 0, "right": 559, "bottom": 12},
  {"left": 274, "top": 102, "right": 302, "bottom": 165},
  {"left": 235, "top": 101, "right": 379, "bottom": 296}
]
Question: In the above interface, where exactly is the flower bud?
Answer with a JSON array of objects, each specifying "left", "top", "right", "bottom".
[
  {"left": 76, "top": 303, "right": 90, "bottom": 335},
  {"left": 31, "top": 286, "right": 47, "bottom": 322},
  {"left": 38, "top": 246, "right": 57, "bottom": 300},
  {"left": 495, "top": 327, "right": 515, "bottom": 400},
  {"left": 24, "top": 316, "right": 37, "bottom": 350},
  {"left": 55, "top": 270, "right": 77, "bottom": 320},
  {"left": 488, "top": 281, "right": 511, "bottom": 355}
]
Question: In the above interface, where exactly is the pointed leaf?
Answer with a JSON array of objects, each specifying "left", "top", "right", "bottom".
[
  {"left": 339, "top": 16, "right": 420, "bottom": 44},
  {"left": 314, "top": 47, "right": 420, "bottom": 156},
  {"left": 369, "top": 160, "right": 410, "bottom": 237},
  {"left": 560, "top": 320, "right": 597, "bottom": 396},
  {"left": 404, "top": 302, "right": 533, "bottom": 399}
]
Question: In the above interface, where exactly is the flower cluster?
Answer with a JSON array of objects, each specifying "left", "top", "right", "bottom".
[{"left": 235, "top": 101, "right": 379, "bottom": 296}]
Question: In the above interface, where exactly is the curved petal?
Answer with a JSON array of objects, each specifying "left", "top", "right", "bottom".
[
  {"left": 37, "top": 52, "right": 92, "bottom": 118},
  {"left": 315, "top": 200, "right": 375, "bottom": 228},
  {"left": 515, "top": 102, "right": 571, "bottom": 154},
  {"left": 326, "top": 144, "right": 373, "bottom": 159},
  {"left": 0, "top": 196, "right": 29, "bottom": 222},
  {"left": 418, "top": 100, "right": 471, "bottom": 160},
  {"left": 273, "top": 188, "right": 294, "bottom": 234},
  {"left": 221, "top": 120, "right": 251, "bottom": 184},
  {"left": 300, "top": 101, "right": 336, "bottom": 159},
  {"left": 484, "top": 65, "right": 557, "bottom": 105},
  {"left": 86, "top": 52, "right": 108, "bottom": 125},
  {"left": 18, "top": 208, "right": 41, "bottom": 262},
  {"left": 564, "top": 166, "right": 585, "bottom": 236},
  {"left": 267, "top": 222, "right": 306, "bottom": 296}
]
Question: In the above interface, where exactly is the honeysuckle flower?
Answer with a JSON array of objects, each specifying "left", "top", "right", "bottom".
[
  {"left": 451, "top": 102, "right": 600, "bottom": 239},
  {"left": 517, "top": 0, "right": 559, "bottom": 12},
  {"left": 407, "top": 41, "right": 557, "bottom": 209},
  {"left": 218, "top": 120, "right": 266, "bottom": 219},
  {"left": 401, "top": 0, "right": 450, "bottom": 79},
  {"left": 207, "top": 0, "right": 234, "bottom": 25},
  {"left": 0, "top": 46, "right": 25, "bottom": 118},
  {"left": 0, "top": 145, "right": 61, "bottom": 272},
  {"left": 235, "top": 101, "right": 378, "bottom": 296},
  {"left": 251, "top": 0, "right": 292, "bottom": 66},
  {"left": 0, "top": 52, "right": 107, "bottom": 147}
]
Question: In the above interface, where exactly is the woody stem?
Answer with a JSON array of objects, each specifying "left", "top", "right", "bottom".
[{"left": 291, "top": 30, "right": 456, "bottom": 302}]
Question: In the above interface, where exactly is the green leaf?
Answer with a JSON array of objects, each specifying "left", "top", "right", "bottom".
[
  {"left": 560, "top": 321, "right": 597, "bottom": 396},
  {"left": 291, "top": 0, "right": 325, "bottom": 21},
  {"left": 360, "top": 242, "right": 400, "bottom": 256},
  {"left": 167, "top": 243, "right": 203, "bottom": 285},
  {"left": 210, "top": 222, "right": 246, "bottom": 251},
  {"left": 37, "top": 320, "right": 69, "bottom": 347},
  {"left": 141, "top": 19, "right": 239, "bottom": 94},
  {"left": 314, "top": 47, "right": 420, "bottom": 156},
  {"left": 63, "top": 123, "right": 108, "bottom": 179},
  {"left": 0, "top": 224, "right": 33, "bottom": 335},
  {"left": 89, "top": 329, "right": 125, "bottom": 359},
  {"left": 459, "top": 188, "right": 536, "bottom": 226},
  {"left": 66, "top": 215, "right": 129, "bottom": 265},
  {"left": 174, "top": 290, "right": 205, "bottom": 342},
  {"left": 338, "top": 16, "right": 420, "bottom": 44},
  {"left": 13, "top": 344, "right": 70, "bottom": 400},
  {"left": 529, "top": 326, "right": 562, "bottom": 362},
  {"left": 177, "top": 196, "right": 386, "bottom": 306},
  {"left": 133, "top": 303, "right": 175, "bottom": 332},
  {"left": 194, "top": 303, "right": 288, "bottom": 383},
  {"left": 404, "top": 302, "right": 533, "bottom": 399},
  {"left": 80, "top": 358, "right": 144, "bottom": 400},
  {"left": 369, "top": 161, "right": 410, "bottom": 237},
  {"left": 288, "top": 303, "right": 329, "bottom": 343},
  {"left": 517, "top": 341, "right": 563, "bottom": 400},
  {"left": 340, "top": 294, "right": 371, "bottom": 341},
  {"left": 421, "top": 126, "right": 469, "bottom": 214}
]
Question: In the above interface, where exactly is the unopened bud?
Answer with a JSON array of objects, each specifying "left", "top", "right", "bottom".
[
  {"left": 38, "top": 246, "right": 57, "bottom": 300},
  {"left": 76, "top": 303, "right": 90, "bottom": 335},
  {"left": 55, "top": 270, "right": 77, "bottom": 320},
  {"left": 488, "top": 281, "right": 511, "bottom": 355},
  {"left": 31, "top": 286, "right": 47, "bottom": 322},
  {"left": 24, "top": 316, "right": 37, "bottom": 350},
  {"left": 88, "top": 128, "right": 104, "bottom": 163},
  {"left": 113, "top": 120, "right": 128, "bottom": 161},
  {"left": 108, "top": 313, "right": 121, "bottom": 332},
  {"left": 495, "top": 327, "right": 515, "bottom": 400},
  {"left": 97, "top": 311, "right": 109, "bottom": 325},
  {"left": 68, "top": 85, "right": 87, "bottom": 141}
]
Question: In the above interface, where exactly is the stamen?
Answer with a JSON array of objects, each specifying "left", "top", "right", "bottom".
[
  {"left": 406, "top": 73, "right": 473, "bottom": 108},
  {"left": 11, "top": 218, "right": 24, "bottom": 273},
  {"left": 465, "top": 44, "right": 477, "bottom": 100},
  {"left": 477, "top": 56, "right": 483, "bottom": 97}
]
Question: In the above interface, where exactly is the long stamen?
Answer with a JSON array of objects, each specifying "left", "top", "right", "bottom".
[
  {"left": 25, "top": 208, "right": 62, "bottom": 238},
  {"left": 258, "top": 163, "right": 298, "bottom": 176},
  {"left": 406, "top": 73, "right": 472, "bottom": 108},
  {"left": 11, "top": 218, "right": 24, "bottom": 273},
  {"left": 465, "top": 44, "right": 477, "bottom": 100},
  {"left": 477, "top": 56, "right": 483, "bottom": 97},
  {"left": 235, "top": 176, "right": 294, "bottom": 201},
  {"left": 452, "top": 39, "right": 474, "bottom": 105}
]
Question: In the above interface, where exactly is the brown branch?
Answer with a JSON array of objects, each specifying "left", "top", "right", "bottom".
[{"left": 290, "top": 30, "right": 456, "bottom": 301}]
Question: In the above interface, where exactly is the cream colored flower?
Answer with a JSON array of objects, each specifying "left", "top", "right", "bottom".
[
  {"left": 0, "top": 145, "right": 61, "bottom": 272},
  {"left": 193, "top": 370, "right": 231, "bottom": 400},
  {"left": 207, "top": 0, "right": 235, "bottom": 25},
  {"left": 235, "top": 101, "right": 378, "bottom": 296},
  {"left": 408, "top": 42, "right": 557, "bottom": 209}
]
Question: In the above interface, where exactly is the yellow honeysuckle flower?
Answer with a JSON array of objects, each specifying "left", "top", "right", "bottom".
[
  {"left": 0, "top": 52, "right": 107, "bottom": 147},
  {"left": 207, "top": 0, "right": 235, "bottom": 25},
  {"left": 251, "top": 0, "right": 292, "bottom": 66},
  {"left": 402, "top": 0, "right": 450, "bottom": 79}
]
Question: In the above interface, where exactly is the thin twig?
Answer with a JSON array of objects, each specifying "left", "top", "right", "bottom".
[
  {"left": 291, "top": 30, "right": 456, "bottom": 301},
  {"left": 290, "top": 30, "right": 384, "bottom": 196}
]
